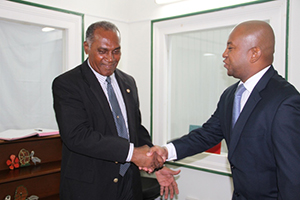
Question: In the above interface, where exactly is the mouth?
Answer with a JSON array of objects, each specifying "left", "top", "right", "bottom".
[
  {"left": 102, "top": 63, "right": 116, "bottom": 69},
  {"left": 223, "top": 61, "right": 228, "bottom": 68}
]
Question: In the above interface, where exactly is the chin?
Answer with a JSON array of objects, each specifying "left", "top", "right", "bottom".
[{"left": 226, "top": 71, "right": 232, "bottom": 76}]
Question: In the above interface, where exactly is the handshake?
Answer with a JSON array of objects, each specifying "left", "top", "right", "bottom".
[{"left": 131, "top": 145, "right": 169, "bottom": 173}]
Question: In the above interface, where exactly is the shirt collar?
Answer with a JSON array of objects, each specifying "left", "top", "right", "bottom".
[
  {"left": 87, "top": 59, "right": 116, "bottom": 84},
  {"left": 240, "top": 65, "right": 271, "bottom": 93}
]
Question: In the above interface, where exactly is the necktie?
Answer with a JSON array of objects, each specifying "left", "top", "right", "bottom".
[
  {"left": 106, "top": 76, "right": 130, "bottom": 176},
  {"left": 232, "top": 84, "right": 246, "bottom": 128}
]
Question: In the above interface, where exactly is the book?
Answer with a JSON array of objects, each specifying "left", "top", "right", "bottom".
[{"left": 0, "top": 129, "right": 59, "bottom": 141}]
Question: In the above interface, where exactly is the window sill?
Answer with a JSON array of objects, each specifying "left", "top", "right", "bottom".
[{"left": 167, "top": 152, "right": 231, "bottom": 176}]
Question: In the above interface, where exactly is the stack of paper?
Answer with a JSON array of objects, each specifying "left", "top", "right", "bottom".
[{"left": 0, "top": 129, "right": 59, "bottom": 141}]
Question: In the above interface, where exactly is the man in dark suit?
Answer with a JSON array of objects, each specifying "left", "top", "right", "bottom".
[
  {"left": 52, "top": 21, "right": 179, "bottom": 200},
  {"left": 148, "top": 20, "right": 300, "bottom": 199}
]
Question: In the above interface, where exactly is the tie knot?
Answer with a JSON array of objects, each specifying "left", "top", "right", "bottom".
[
  {"left": 106, "top": 76, "right": 111, "bottom": 84},
  {"left": 235, "top": 84, "right": 246, "bottom": 97}
]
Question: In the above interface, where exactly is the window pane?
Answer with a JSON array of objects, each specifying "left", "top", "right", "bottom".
[
  {"left": 0, "top": 19, "right": 64, "bottom": 132},
  {"left": 167, "top": 26, "right": 236, "bottom": 153}
]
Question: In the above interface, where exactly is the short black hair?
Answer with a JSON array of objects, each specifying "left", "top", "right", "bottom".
[{"left": 85, "top": 21, "right": 120, "bottom": 47}]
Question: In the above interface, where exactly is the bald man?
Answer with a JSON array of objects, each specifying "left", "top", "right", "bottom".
[{"left": 149, "top": 20, "right": 300, "bottom": 199}]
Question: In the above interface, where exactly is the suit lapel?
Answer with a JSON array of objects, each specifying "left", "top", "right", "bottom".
[
  {"left": 228, "top": 66, "right": 276, "bottom": 159},
  {"left": 228, "top": 91, "right": 261, "bottom": 159},
  {"left": 80, "top": 61, "right": 118, "bottom": 136}
]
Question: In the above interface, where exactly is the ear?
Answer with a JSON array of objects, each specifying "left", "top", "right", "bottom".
[
  {"left": 83, "top": 41, "right": 89, "bottom": 55},
  {"left": 249, "top": 47, "right": 261, "bottom": 63}
]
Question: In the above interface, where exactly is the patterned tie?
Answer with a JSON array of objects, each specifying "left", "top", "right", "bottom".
[
  {"left": 106, "top": 76, "right": 130, "bottom": 176},
  {"left": 232, "top": 84, "right": 246, "bottom": 128}
]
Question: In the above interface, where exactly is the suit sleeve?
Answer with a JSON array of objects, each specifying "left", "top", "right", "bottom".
[
  {"left": 172, "top": 104, "right": 224, "bottom": 160},
  {"left": 272, "top": 94, "right": 300, "bottom": 199},
  {"left": 52, "top": 76, "right": 129, "bottom": 163}
]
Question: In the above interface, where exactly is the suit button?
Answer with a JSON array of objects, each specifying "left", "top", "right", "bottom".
[
  {"left": 115, "top": 161, "right": 118, "bottom": 164},
  {"left": 231, "top": 165, "right": 235, "bottom": 169},
  {"left": 234, "top": 192, "right": 240, "bottom": 197},
  {"left": 113, "top": 178, "right": 118, "bottom": 183}
]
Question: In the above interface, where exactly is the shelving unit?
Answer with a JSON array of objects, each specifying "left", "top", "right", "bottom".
[{"left": 0, "top": 135, "right": 62, "bottom": 199}]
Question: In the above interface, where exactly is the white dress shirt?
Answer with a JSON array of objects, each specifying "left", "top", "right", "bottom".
[{"left": 88, "top": 60, "right": 134, "bottom": 162}]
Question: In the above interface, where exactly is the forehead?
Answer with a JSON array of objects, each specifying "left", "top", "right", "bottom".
[
  {"left": 227, "top": 27, "right": 244, "bottom": 45},
  {"left": 92, "top": 28, "right": 120, "bottom": 47}
]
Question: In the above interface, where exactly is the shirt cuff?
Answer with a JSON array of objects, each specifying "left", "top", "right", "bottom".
[
  {"left": 126, "top": 143, "right": 134, "bottom": 162},
  {"left": 164, "top": 142, "right": 177, "bottom": 161}
]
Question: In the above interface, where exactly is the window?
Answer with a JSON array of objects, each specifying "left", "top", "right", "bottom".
[
  {"left": 0, "top": 1, "right": 82, "bottom": 132},
  {"left": 167, "top": 26, "right": 237, "bottom": 155},
  {"left": 152, "top": 0, "right": 287, "bottom": 174}
]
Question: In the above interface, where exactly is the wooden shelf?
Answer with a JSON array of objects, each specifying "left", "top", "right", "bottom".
[
  {"left": 0, "top": 135, "right": 62, "bottom": 199},
  {"left": 40, "top": 194, "right": 60, "bottom": 200},
  {"left": 0, "top": 135, "right": 62, "bottom": 171},
  {"left": 0, "top": 161, "right": 61, "bottom": 184}
]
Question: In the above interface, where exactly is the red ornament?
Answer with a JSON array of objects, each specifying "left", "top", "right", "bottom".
[
  {"left": 6, "top": 154, "right": 20, "bottom": 170},
  {"left": 14, "top": 185, "right": 28, "bottom": 200}
]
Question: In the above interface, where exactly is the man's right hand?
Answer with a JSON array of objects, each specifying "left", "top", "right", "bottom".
[
  {"left": 138, "top": 145, "right": 169, "bottom": 173},
  {"left": 131, "top": 145, "right": 164, "bottom": 173},
  {"left": 147, "top": 145, "right": 168, "bottom": 162}
]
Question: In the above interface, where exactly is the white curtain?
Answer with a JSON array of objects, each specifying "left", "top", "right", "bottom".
[{"left": 0, "top": 19, "right": 63, "bottom": 132}]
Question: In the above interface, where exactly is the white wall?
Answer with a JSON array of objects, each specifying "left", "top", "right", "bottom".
[
  {"left": 287, "top": 0, "right": 300, "bottom": 91},
  {"left": 5, "top": 0, "right": 300, "bottom": 199},
  {"left": 127, "top": 0, "right": 259, "bottom": 22}
]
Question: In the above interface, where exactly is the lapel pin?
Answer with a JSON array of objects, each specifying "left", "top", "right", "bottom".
[{"left": 126, "top": 89, "right": 130, "bottom": 93}]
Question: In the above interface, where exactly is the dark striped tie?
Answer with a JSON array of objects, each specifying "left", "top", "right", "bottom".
[{"left": 106, "top": 76, "right": 130, "bottom": 176}]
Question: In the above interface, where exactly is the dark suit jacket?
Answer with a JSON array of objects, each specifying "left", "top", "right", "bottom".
[
  {"left": 172, "top": 66, "right": 300, "bottom": 199},
  {"left": 52, "top": 60, "right": 152, "bottom": 200}
]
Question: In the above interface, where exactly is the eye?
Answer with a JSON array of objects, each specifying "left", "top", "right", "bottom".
[
  {"left": 113, "top": 49, "right": 121, "bottom": 54},
  {"left": 98, "top": 49, "right": 106, "bottom": 54}
]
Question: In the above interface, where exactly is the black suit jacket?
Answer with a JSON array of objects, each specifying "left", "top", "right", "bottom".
[
  {"left": 172, "top": 66, "right": 300, "bottom": 199},
  {"left": 52, "top": 60, "right": 152, "bottom": 200}
]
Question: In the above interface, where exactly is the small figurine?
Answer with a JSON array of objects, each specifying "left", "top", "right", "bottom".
[
  {"left": 4, "top": 195, "right": 11, "bottom": 200},
  {"left": 30, "top": 151, "right": 41, "bottom": 165},
  {"left": 27, "top": 195, "right": 39, "bottom": 200}
]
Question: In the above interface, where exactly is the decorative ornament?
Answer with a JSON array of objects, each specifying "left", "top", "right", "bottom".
[
  {"left": 18, "top": 149, "right": 31, "bottom": 167},
  {"left": 14, "top": 185, "right": 28, "bottom": 200},
  {"left": 30, "top": 151, "right": 41, "bottom": 165},
  {"left": 6, "top": 154, "right": 20, "bottom": 170},
  {"left": 3, "top": 188, "right": 39, "bottom": 200},
  {"left": 4, "top": 195, "right": 11, "bottom": 200},
  {"left": 27, "top": 195, "right": 39, "bottom": 200}
]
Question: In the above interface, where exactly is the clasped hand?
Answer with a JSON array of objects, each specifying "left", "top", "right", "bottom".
[
  {"left": 131, "top": 145, "right": 164, "bottom": 172},
  {"left": 132, "top": 145, "right": 168, "bottom": 173}
]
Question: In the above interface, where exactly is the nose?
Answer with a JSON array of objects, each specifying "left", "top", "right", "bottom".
[
  {"left": 222, "top": 48, "right": 228, "bottom": 58},
  {"left": 105, "top": 52, "right": 114, "bottom": 62}
]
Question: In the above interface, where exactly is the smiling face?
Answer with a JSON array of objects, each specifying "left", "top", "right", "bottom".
[{"left": 84, "top": 28, "right": 121, "bottom": 76}]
